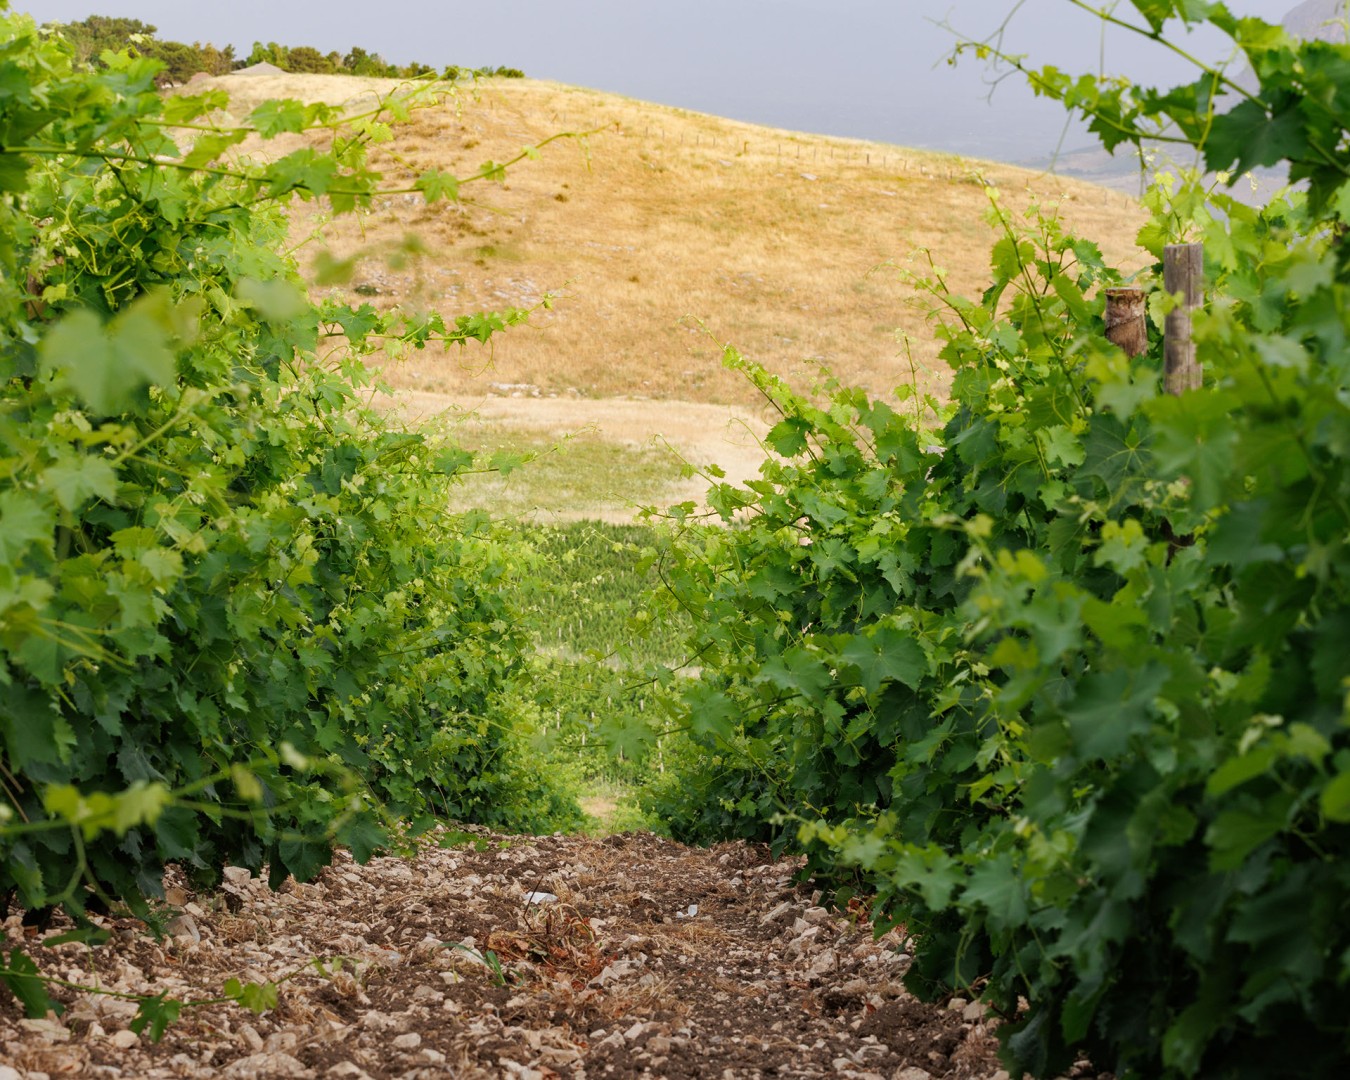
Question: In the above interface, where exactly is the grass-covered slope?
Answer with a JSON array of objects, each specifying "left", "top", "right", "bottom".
[{"left": 201, "top": 71, "right": 1148, "bottom": 409}]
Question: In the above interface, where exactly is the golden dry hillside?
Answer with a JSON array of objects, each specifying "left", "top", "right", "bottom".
[
  {"left": 193, "top": 72, "right": 1149, "bottom": 519},
  {"left": 206, "top": 73, "right": 1148, "bottom": 406}
]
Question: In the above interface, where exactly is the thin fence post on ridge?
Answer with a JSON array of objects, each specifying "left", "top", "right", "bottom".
[
  {"left": 1104, "top": 286, "right": 1147, "bottom": 358},
  {"left": 1164, "top": 242, "right": 1204, "bottom": 394}
]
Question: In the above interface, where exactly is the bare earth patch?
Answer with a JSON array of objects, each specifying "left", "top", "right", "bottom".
[
  {"left": 0, "top": 829, "right": 1110, "bottom": 1079},
  {"left": 384, "top": 390, "right": 773, "bottom": 521}
]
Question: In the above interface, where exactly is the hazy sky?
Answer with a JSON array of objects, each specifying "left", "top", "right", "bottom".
[{"left": 17, "top": 1, "right": 1299, "bottom": 161}]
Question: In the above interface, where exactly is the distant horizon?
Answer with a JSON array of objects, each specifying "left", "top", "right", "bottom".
[{"left": 16, "top": 1, "right": 1303, "bottom": 163}]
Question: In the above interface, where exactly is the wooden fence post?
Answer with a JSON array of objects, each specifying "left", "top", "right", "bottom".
[
  {"left": 1164, "top": 242, "right": 1203, "bottom": 394},
  {"left": 1104, "top": 286, "right": 1147, "bottom": 358}
]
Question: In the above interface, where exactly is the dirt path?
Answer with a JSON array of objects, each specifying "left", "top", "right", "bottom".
[
  {"left": 0, "top": 828, "right": 1059, "bottom": 1080},
  {"left": 383, "top": 390, "right": 776, "bottom": 522},
  {"left": 393, "top": 391, "right": 773, "bottom": 478}
]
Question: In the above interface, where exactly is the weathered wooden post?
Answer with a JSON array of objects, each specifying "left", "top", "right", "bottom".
[
  {"left": 1163, "top": 242, "right": 1204, "bottom": 394},
  {"left": 1104, "top": 286, "right": 1147, "bottom": 358}
]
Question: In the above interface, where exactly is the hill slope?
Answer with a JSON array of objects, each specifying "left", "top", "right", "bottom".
[
  {"left": 193, "top": 74, "right": 1147, "bottom": 518},
  {"left": 207, "top": 73, "right": 1147, "bottom": 407}
]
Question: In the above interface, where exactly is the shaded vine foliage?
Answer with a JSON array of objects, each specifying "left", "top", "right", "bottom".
[
  {"left": 0, "top": 4, "right": 576, "bottom": 937},
  {"left": 648, "top": 3, "right": 1350, "bottom": 1077}
]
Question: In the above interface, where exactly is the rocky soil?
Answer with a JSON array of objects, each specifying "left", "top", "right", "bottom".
[{"left": 0, "top": 828, "right": 1103, "bottom": 1080}]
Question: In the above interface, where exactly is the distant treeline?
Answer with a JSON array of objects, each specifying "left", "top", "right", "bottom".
[{"left": 43, "top": 16, "right": 524, "bottom": 84}]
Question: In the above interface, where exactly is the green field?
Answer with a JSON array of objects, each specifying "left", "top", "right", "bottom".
[{"left": 498, "top": 519, "right": 694, "bottom": 833}]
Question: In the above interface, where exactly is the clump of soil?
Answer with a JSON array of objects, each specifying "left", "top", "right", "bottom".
[{"left": 0, "top": 828, "right": 1101, "bottom": 1079}]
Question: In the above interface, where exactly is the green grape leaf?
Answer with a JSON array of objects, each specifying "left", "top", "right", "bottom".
[
  {"left": 38, "top": 303, "right": 176, "bottom": 415},
  {"left": 1205, "top": 98, "right": 1308, "bottom": 177},
  {"left": 598, "top": 713, "right": 656, "bottom": 762},
  {"left": 236, "top": 278, "right": 309, "bottom": 322},
  {"left": 227, "top": 979, "right": 279, "bottom": 1014},
  {"left": 0, "top": 685, "right": 69, "bottom": 765},
  {"left": 1319, "top": 771, "right": 1350, "bottom": 824},
  {"left": 415, "top": 167, "right": 460, "bottom": 202},
  {"left": 1205, "top": 806, "right": 1286, "bottom": 871},
  {"left": 960, "top": 852, "right": 1028, "bottom": 933},
  {"left": 0, "top": 948, "right": 63, "bottom": 1019},
  {"left": 130, "top": 993, "right": 182, "bottom": 1042},
  {"left": 0, "top": 149, "right": 34, "bottom": 192},
  {"left": 247, "top": 98, "right": 309, "bottom": 137},
  {"left": 686, "top": 687, "right": 737, "bottom": 740},
  {"left": 336, "top": 815, "right": 387, "bottom": 864},
  {"left": 182, "top": 129, "right": 248, "bottom": 169},
  {"left": 1036, "top": 424, "right": 1085, "bottom": 468},
  {"left": 838, "top": 627, "right": 927, "bottom": 693},
  {"left": 767, "top": 417, "right": 812, "bottom": 457},
  {"left": 0, "top": 490, "right": 54, "bottom": 561},
  {"left": 758, "top": 647, "right": 833, "bottom": 700},
  {"left": 40, "top": 453, "right": 118, "bottom": 513},
  {"left": 1207, "top": 745, "right": 1279, "bottom": 797}
]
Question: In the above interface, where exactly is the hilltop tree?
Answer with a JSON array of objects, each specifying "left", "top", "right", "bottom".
[
  {"left": 192, "top": 41, "right": 236, "bottom": 76},
  {"left": 143, "top": 39, "right": 235, "bottom": 82},
  {"left": 343, "top": 46, "right": 396, "bottom": 77},
  {"left": 53, "top": 20, "right": 519, "bottom": 83},
  {"left": 243, "top": 40, "right": 286, "bottom": 67},
  {"left": 284, "top": 45, "right": 337, "bottom": 74},
  {"left": 45, "top": 16, "right": 235, "bottom": 83},
  {"left": 51, "top": 15, "right": 156, "bottom": 66}
]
